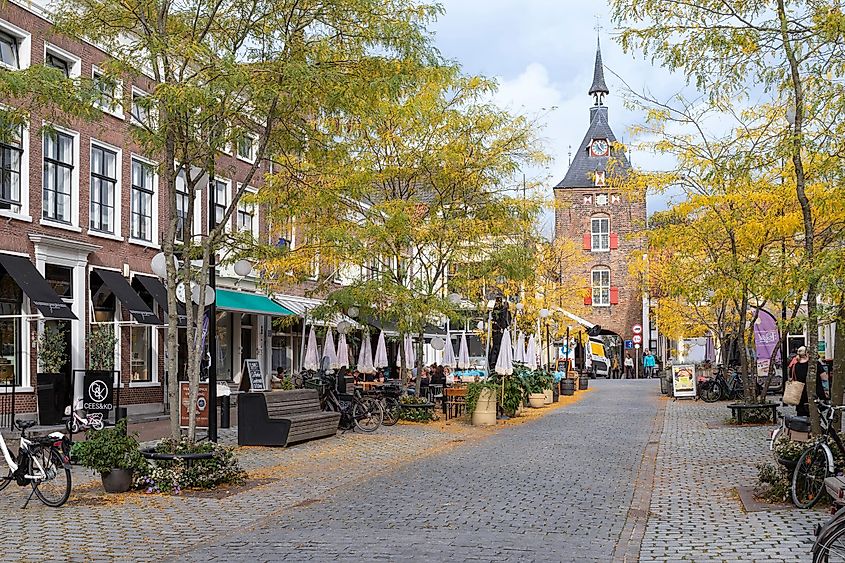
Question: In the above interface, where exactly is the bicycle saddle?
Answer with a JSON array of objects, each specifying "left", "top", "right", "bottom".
[
  {"left": 785, "top": 415, "right": 811, "bottom": 433},
  {"left": 15, "top": 420, "right": 36, "bottom": 431}
]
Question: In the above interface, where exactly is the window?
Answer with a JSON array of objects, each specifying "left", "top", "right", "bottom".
[
  {"left": 130, "top": 89, "right": 152, "bottom": 127},
  {"left": 0, "top": 31, "right": 19, "bottom": 69},
  {"left": 45, "top": 52, "right": 69, "bottom": 77},
  {"left": 236, "top": 134, "right": 256, "bottom": 162},
  {"left": 175, "top": 170, "right": 189, "bottom": 242},
  {"left": 0, "top": 122, "right": 22, "bottom": 211},
  {"left": 236, "top": 187, "right": 257, "bottom": 237},
  {"left": 0, "top": 270, "right": 22, "bottom": 385},
  {"left": 216, "top": 312, "right": 232, "bottom": 380},
  {"left": 211, "top": 178, "right": 229, "bottom": 226},
  {"left": 92, "top": 67, "right": 122, "bottom": 116},
  {"left": 591, "top": 268, "right": 610, "bottom": 306},
  {"left": 129, "top": 326, "right": 151, "bottom": 382},
  {"left": 43, "top": 131, "right": 74, "bottom": 223},
  {"left": 90, "top": 145, "right": 117, "bottom": 233},
  {"left": 45, "top": 264, "right": 73, "bottom": 298},
  {"left": 131, "top": 159, "right": 155, "bottom": 241},
  {"left": 591, "top": 216, "right": 610, "bottom": 251}
]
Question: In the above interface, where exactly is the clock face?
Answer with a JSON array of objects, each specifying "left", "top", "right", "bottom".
[{"left": 591, "top": 139, "right": 609, "bottom": 156}]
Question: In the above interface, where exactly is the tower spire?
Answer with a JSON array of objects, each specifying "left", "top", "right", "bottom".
[{"left": 589, "top": 36, "right": 609, "bottom": 106}]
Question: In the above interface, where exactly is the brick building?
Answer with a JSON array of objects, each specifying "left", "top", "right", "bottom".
[
  {"left": 0, "top": 0, "right": 350, "bottom": 422},
  {"left": 553, "top": 40, "right": 647, "bottom": 366}
]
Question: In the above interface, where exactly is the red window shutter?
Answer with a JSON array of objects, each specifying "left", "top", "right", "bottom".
[
  {"left": 609, "top": 287, "right": 619, "bottom": 305},
  {"left": 583, "top": 233, "right": 591, "bottom": 250},
  {"left": 610, "top": 232, "right": 619, "bottom": 250},
  {"left": 584, "top": 293, "right": 593, "bottom": 306}
]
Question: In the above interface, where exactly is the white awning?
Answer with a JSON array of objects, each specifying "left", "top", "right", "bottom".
[{"left": 273, "top": 295, "right": 359, "bottom": 328}]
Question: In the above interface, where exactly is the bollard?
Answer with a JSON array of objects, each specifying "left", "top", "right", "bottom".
[{"left": 220, "top": 395, "right": 231, "bottom": 429}]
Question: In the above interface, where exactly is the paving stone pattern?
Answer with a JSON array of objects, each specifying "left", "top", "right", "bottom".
[
  {"left": 640, "top": 398, "right": 821, "bottom": 563},
  {"left": 181, "top": 380, "right": 659, "bottom": 562}
]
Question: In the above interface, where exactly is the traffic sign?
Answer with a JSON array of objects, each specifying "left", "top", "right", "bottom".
[
  {"left": 632, "top": 334, "right": 642, "bottom": 344},
  {"left": 624, "top": 340, "right": 633, "bottom": 350},
  {"left": 632, "top": 324, "right": 643, "bottom": 335}
]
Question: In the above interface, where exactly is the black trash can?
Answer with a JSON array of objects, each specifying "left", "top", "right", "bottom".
[
  {"left": 552, "top": 383, "right": 559, "bottom": 403},
  {"left": 578, "top": 375, "right": 589, "bottom": 390},
  {"left": 220, "top": 395, "right": 231, "bottom": 429},
  {"left": 36, "top": 373, "right": 62, "bottom": 426},
  {"left": 660, "top": 373, "right": 670, "bottom": 395},
  {"left": 560, "top": 378, "right": 575, "bottom": 396}
]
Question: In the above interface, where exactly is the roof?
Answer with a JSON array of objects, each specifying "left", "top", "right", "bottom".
[
  {"left": 589, "top": 39, "right": 609, "bottom": 96},
  {"left": 554, "top": 106, "right": 631, "bottom": 189}
]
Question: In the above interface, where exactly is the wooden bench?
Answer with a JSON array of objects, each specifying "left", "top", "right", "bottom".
[
  {"left": 238, "top": 389, "right": 341, "bottom": 447},
  {"left": 727, "top": 402, "right": 778, "bottom": 424},
  {"left": 445, "top": 387, "right": 467, "bottom": 420}
]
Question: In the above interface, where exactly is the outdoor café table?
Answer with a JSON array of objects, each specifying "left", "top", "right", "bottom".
[{"left": 359, "top": 381, "right": 384, "bottom": 391}]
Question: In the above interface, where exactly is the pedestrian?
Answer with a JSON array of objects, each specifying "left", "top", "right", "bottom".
[
  {"left": 792, "top": 346, "right": 827, "bottom": 417},
  {"left": 624, "top": 353, "right": 634, "bottom": 379},
  {"left": 643, "top": 350, "right": 656, "bottom": 378},
  {"left": 611, "top": 355, "right": 620, "bottom": 379}
]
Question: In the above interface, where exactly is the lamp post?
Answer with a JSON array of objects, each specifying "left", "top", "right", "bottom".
[
  {"left": 539, "top": 308, "right": 551, "bottom": 371},
  {"left": 207, "top": 170, "right": 218, "bottom": 443}
]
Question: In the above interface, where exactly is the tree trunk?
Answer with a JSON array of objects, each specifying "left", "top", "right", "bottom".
[
  {"left": 831, "top": 305, "right": 845, "bottom": 427},
  {"left": 398, "top": 332, "right": 407, "bottom": 394},
  {"left": 736, "top": 297, "right": 753, "bottom": 402},
  {"left": 415, "top": 331, "right": 424, "bottom": 397}
]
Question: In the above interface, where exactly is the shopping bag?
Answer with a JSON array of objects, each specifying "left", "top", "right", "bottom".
[{"left": 783, "top": 380, "right": 805, "bottom": 406}]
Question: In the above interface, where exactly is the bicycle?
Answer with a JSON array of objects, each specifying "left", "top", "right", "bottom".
[
  {"left": 792, "top": 400, "right": 845, "bottom": 509},
  {"left": 361, "top": 383, "right": 403, "bottom": 427},
  {"left": 64, "top": 398, "right": 104, "bottom": 434},
  {"left": 312, "top": 374, "right": 383, "bottom": 433},
  {"left": 699, "top": 365, "right": 746, "bottom": 402},
  {"left": 0, "top": 420, "right": 72, "bottom": 508}
]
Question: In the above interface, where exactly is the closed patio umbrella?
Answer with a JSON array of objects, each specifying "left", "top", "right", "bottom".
[
  {"left": 323, "top": 328, "right": 338, "bottom": 369},
  {"left": 303, "top": 326, "right": 319, "bottom": 371},
  {"left": 358, "top": 332, "right": 375, "bottom": 374},
  {"left": 513, "top": 331, "right": 525, "bottom": 363},
  {"left": 525, "top": 334, "right": 537, "bottom": 370},
  {"left": 495, "top": 328, "right": 514, "bottom": 376},
  {"left": 336, "top": 333, "right": 350, "bottom": 368},
  {"left": 442, "top": 335, "right": 456, "bottom": 368},
  {"left": 404, "top": 334, "right": 416, "bottom": 369},
  {"left": 457, "top": 332, "right": 471, "bottom": 370},
  {"left": 374, "top": 331, "right": 389, "bottom": 368}
]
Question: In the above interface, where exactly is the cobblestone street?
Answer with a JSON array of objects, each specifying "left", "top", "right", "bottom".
[{"left": 0, "top": 380, "right": 826, "bottom": 562}]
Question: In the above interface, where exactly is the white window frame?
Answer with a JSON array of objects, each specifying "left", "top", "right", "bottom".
[
  {"left": 235, "top": 133, "right": 257, "bottom": 163},
  {"left": 235, "top": 183, "right": 258, "bottom": 239},
  {"left": 129, "top": 86, "right": 155, "bottom": 128},
  {"left": 92, "top": 65, "right": 124, "bottom": 119},
  {"left": 591, "top": 267, "right": 610, "bottom": 307},
  {"left": 591, "top": 215, "right": 610, "bottom": 252},
  {"left": 0, "top": 107, "right": 31, "bottom": 222},
  {"left": 128, "top": 155, "right": 159, "bottom": 247},
  {"left": 211, "top": 177, "right": 231, "bottom": 231},
  {"left": 88, "top": 139, "right": 123, "bottom": 241},
  {"left": 40, "top": 123, "right": 81, "bottom": 232},
  {"left": 0, "top": 19, "right": 30, "bottom": 71},
  {"left": 43, "top": 42, "right": 81, "bottom": 78}
]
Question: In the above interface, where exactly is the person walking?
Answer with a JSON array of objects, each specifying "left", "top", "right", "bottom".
[
  {"left": 624, "top": 353, "right": 634, "bottom": 379},
  {"left": 611, "top": 355, "right": 620, "bottom": 379},
  {"left": 792, "top": 346, "right": 827, "bottom": 417},
  {"left": 643, "top": 350, "right": 656, "bottom": 378}
]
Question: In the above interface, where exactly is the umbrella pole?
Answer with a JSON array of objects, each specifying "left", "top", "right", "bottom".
[{"left": 299, "top": 307, "right": 309, "bottom": 374}]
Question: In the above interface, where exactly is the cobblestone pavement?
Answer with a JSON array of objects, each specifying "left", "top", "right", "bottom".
[
  {"left": 180, "top": 380, "right": 659, "bottom": 562},
  {"left": 640, "top": 397, "right": 821, "bottom": 563}
]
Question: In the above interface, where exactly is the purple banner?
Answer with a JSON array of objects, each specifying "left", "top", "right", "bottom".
[{"left": 753, "top": 309, "right": 780, "bottom": 363}]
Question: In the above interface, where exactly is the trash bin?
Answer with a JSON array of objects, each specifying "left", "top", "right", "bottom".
[
  {"left": 220, "top": 395, "right": 231, "bottom": 429},
  {"left": 660, "top": 371, "right": 671, "bottom": 395}
]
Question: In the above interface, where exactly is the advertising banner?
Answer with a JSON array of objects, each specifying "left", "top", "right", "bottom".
[{"left": 672, "top": 364, "right": 697, "bottom": 398}]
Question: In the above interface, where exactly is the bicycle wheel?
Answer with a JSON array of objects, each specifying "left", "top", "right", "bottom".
[
  {"left": 815, "top": 518, "right": 845, "bottom": 562},
  {"left": 381, "top": 397, "right": 401, "bottom": 427},
  {"left": 700, "top": 382, "right": 721, "bottom": 403},
  {"left": 29, "top": 446, "right": 71, "bottom": 507},
  {"left": 793, "top": 444, "right": 830, "bottom": 509},
  {"left": 353, "top": 397, "right": 383, "bottom": 433},
  {"left": 0, "top": 466, "right": 11, "bottom": 492}
]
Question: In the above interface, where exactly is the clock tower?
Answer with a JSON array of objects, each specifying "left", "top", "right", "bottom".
[{"left": 553, "top": 38, "right": 647, "bottom": 357}]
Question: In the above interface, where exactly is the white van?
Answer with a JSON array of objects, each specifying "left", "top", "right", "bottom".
[{"left": 586, "top": 339, "right": 610, "bottom": 378}]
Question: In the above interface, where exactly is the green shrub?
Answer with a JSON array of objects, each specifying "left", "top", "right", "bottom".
[
  {"left": 71, "top": 419, "right": 147, "bottom": 475},
  {"left": 135, "top": 439, "right": 246, "bottom": 494},
  {"left": 399, "top": 395, "right": 435, "bottom": 422},
  {"left": 466, "top": 382, "right": 499, "bottom": 415},
  {"left": 756, "top": 462, "right": 791, "bottom": 503}
]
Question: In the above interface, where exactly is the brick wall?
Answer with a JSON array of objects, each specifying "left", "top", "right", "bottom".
[{"left": 554, "top": 188, "right": 646, "bottom": 341}]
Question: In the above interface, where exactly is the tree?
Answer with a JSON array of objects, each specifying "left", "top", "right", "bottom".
[
  {"left": 612, "top": 0, "right": 845, "bottom": 429},
  {"left": 16, "top": 0, "right": 441, "bottom": 440},
  {"left": 261, "top": 66, "right": 545, "bottom": 392}
]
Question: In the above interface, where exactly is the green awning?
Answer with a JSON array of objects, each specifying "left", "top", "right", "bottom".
[{"left": 215, "top": 288, "right": 295, "bottom": 316}]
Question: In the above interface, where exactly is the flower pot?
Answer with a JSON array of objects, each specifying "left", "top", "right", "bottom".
[
  {"left": 471, "top": 388, "right": 497, "bottom": 426},
  {"left": 528, "top": 393, "right": 546, "bottom": 408},
  {"left": 578, "top": 376, "right": 589, "bottom": 390},
  {"left": 543, "top": 388, "right": 553, "bottom": 404},
  {"left": 102, "top": 468, "right": 134, "bottom": 493},
  {"left": 560, "top": 379, "right": 575, "bottom": 396}
]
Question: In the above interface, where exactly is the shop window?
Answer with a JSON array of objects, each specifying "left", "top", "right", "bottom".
[
  {"left": 216, "top": 311, "right": 232, "bottom": 380},
  {"left": 130, "top": 326, "right": 151, "bottom": 382},
  {"left": 0, "top": 271, "right": 22, "bottom": 385}
]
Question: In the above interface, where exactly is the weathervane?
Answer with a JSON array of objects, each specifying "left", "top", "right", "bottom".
[{"left": 594, "top": 15, "right": 603, "bottom": 36}]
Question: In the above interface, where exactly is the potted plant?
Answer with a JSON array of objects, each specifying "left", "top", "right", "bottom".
[
  {"left": 467, "top": 381, "right": 499, "bottom": 426},
  {"left": 72, "top": 419, "right": 146, "bottom": 493},
  {"left": 525, "top": 370, "right": 553, "bottom": 408},
  {"left": 88, "top": 325, "right": 117, "bottom": 371},
  {"left": 36, "top": 325, "right": 69, "bottom": 425}
]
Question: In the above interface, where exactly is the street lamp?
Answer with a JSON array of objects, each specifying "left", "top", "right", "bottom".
[{"left": 539, "top": 308, "right": 551, "bottom": 371}]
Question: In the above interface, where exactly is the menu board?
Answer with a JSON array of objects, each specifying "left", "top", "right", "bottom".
[
  {"left": 672, "top": 364, "right": 697, "bottom": 398},
  {"left": 243, "top": 359, "right": 265, "bottom": 392}
]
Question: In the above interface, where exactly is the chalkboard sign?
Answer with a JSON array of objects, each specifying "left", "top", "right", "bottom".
[{"left": 243, "top": 359, "right": 265, "bottom": 392}]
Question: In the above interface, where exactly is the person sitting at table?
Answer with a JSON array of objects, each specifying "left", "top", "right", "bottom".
[
  {"left": 363, "top": 370, "right": 377, "bottom": 382},
  {"left": 431, "top": 365, "right": 446, "bottom": 386},
  {"left": 454, "top": 373, "right": 463, "bottom": 384}
]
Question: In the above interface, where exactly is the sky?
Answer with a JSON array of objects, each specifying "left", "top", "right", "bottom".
[{"left": 430, "top": 0, "right": 690, "bottom": 235}]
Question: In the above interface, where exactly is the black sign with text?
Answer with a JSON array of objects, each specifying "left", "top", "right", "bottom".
[
  {"left": 83, "top": 371, "right": 114, "bottom": 416},
  {"left": 243, "top": 359, "right": 265, "bottom": 392}
]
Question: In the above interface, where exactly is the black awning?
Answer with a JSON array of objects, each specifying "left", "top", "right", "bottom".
[
  {"left": 0, "top": 254, "right": 76, "bottom": 320},
  {"left": 92, "top": 268, "right": 161, "bottom": 325},
  {"left": 134, "top": 274, "right": 186, "bottom": 326}
]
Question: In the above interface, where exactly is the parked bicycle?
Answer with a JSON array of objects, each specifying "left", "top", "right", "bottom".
[
  {"left": 64, "top": 398, "right": 104, "bottom": 434},
  {"left": 311, "top": 374, "right": 383, "bottom": 433},
  {"left": 698, "top": 365, "right": 758, "bottom": 402},
  {"left": 0, "top": 420, "right": 72, "bottom": 508},
  {"left": 792, "top": 400, "right": 845, "bottom": 509},
  {"left": 361, "top": 382, "right": 403, "bottom": 427}
]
